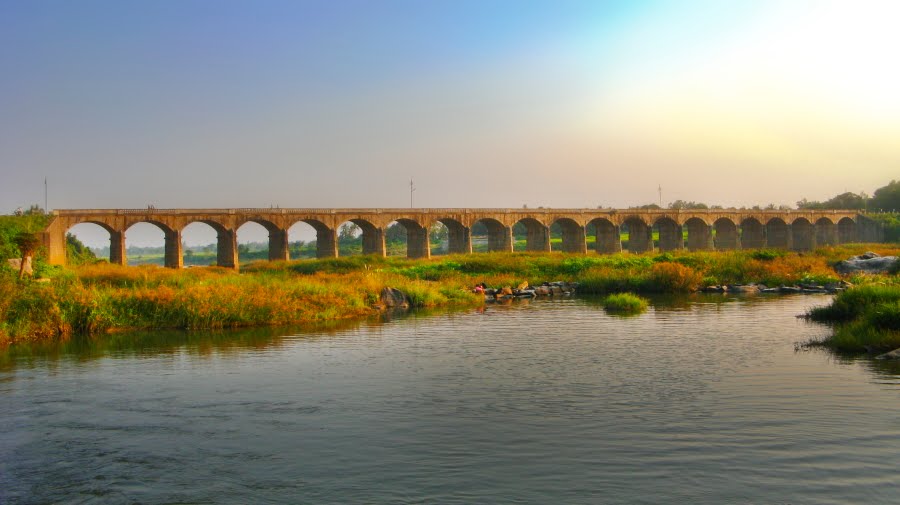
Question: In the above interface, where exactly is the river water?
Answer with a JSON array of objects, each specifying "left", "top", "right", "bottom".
[{"left": 1, "top": 294, "right": 899, "bottom": 504}]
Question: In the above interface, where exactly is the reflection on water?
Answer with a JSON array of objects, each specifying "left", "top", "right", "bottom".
[{"left": 1, "top": 294, "right": 899, "bottom": 505}]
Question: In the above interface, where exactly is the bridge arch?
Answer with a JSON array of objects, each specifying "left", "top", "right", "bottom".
[
  {"left": 814, "top": 217, "right": 837, "bottom": 247},
  {"left": 472, "top": 217, "right": 511, "bottom": 252},
  {"left": 622, "top": 216, "right": 652, "bottom": 253},
  {"left": 287, "top": 218, "right": 337, "bottom": 259},
  {"left": 65, "top": 221, "right": 120, "bottom": 264},
  {"left": 179, "top": 221, "right": 228, "bottom": 267},
  {"left": 740, "top": 217, "right": 765, "bottom": 249},
  {"left": 124, "top": 220, "right": 179, "bottom": 267},
  {"left": 234, "top": 218, "right": 290, "bottom": 263},
  {"left": 550, "top": 217, "right": 586, "bottom": 253},
  {"left": 684, "top": 217, "right": 712, "bottom": 251},
  {"left": 337, "top": 218, "right": 384, "bottom": 256},
  {"left": 791, "top": 217, "right": 815, "bottom": 251},
  {"left": 385, "top": 218, "right": 430, "bottom": 258},
  {"left": 512, "top": 217, "right": 549, "bottom": 252},
  {"left": 434, "top": 217, "right": 470, "bottom": 254},
  {"left": 587, "top": 217, "right": 621, "bottom": 254},
  {"left": 765, "top": 218, "right": 790, "bottom": 249},
  {"left": 838, "top": 217, "right": 857, "bottom": 243},
  {"left": 713, "top": 218, "right": 738, "bottom": 250}
]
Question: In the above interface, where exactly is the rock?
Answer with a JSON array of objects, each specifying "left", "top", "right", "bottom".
[
  {"left": 534, "top": 286, "right": 550, "bottom": 296},
  {"left": 778, "top": 286, "right": 802, "bottom": 294},
  {"left": 727, "top": 284, "right": 759, "bottom": 293},
  {"left": 834, "top": 253, "right": 898, "bottom": 275},
  {"left": 500, "top": 286, "right": 513, "bottom": 296},
  {"left": 517, "top": 281, "right": 529, "bottom": 291},
  {"left": 550, "top": 286, "right": 563, "bottom": 295},
  {"left": 7, "top": 257, "right": 32, "bottom": 276},
  {"left": 761, "top": 287, "right": 780, "bottom": 293},
  {"left": 702, "top": 285, "right": 726, "bottom": 293},
  {"left": 380, "top": 287, "right": 409, "bottom": 309},
  {"left": 875, "top": 348, "right": 900, "bottom": 360}
]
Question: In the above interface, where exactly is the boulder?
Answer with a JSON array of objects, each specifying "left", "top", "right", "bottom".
[
  {"left": 7, "top": 257, "right": 32, "bottom": 276},
  {"left": 834, "top": 253, "right": 898, "bottom": 275},
  {"left": 875, "top": 348, "right": 900, "bottom": 360},
  {"left": 380, "top": 287, "right": 409, "bottom": 309},
  {"left": 727, "top": 284, "right": 759, "bottom": 293},
  {"left": 534, "top": 286, "right": 550, "bottom": 296}
]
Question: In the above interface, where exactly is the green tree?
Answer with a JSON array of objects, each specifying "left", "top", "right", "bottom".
[{"left": 871, "top": 180, "right": 900, "bottom": 212}]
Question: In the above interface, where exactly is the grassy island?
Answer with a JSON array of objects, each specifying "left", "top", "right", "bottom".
[{"left": 806, "top": 285, "right": 900, "bottom": 353}]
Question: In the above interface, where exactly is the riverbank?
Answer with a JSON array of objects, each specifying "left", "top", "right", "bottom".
[
  {"left": 806, "top": 285, "right": 900, "bottom": 353},
  {"left": 2, "top": 244, "right": 898, "bottom": 345}
]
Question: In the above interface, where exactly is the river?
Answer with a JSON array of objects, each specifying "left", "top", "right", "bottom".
[{"left": 1, "top": 294, "right": 899, "bottom": 504}]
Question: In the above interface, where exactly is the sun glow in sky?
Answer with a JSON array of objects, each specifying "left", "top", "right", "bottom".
[{"left": 1, "top": 0, "right": 898, "bottom": 243}]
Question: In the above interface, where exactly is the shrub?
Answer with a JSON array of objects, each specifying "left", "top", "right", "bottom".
[
  {"left": 602, "top": 293, "right": 649, "bottom": 313},
  {"left": 646, "top": 262, "right": 703, "bottom": 292}
]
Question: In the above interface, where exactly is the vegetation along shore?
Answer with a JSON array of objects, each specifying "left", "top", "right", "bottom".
[{"left": 2, "top": 214, "right": 898, "bottom": 347}]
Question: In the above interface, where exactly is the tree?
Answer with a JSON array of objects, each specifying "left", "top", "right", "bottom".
[
  {"left": 668, "top": 200, "right": 709, "bottom": 210},
  {"left": 13, "top": 231, "right": 40, "bottom": 279},
  {"left": 339, "top": 223, "right": 360, "bottom": 240},
  {"left": 871, "top": 180, "right": 900, "bottom": 212}
]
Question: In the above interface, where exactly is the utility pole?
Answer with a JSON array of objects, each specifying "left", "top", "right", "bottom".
[
  {"left": 658, "top": 184, "right": 662, "bottom": 208},
  {"left": 410, "top": 177, "right": 416, "bottom": 208},
  {"left": 44, "top": 177, "right": 48, "bottom": 212}
]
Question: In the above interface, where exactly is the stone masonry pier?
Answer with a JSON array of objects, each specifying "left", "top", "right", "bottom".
[{"left": 42, "top": 208, "right": 883, "bottom": 269}]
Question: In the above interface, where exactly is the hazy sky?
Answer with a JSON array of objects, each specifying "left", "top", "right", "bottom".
[{"left": 2, "top": 0, "right": 899, "bottom": 246}]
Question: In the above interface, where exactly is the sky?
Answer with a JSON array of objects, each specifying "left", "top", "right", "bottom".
[{"left": 1, "top": 0, "right": 899, "bottom": 246}]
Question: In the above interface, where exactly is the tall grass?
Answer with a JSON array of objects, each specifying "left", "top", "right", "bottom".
[
  {"left": 2, "top": 243, "right": 899, "bottom": 345},
  {"left": 807, "top": 285, "right": 900, "bottom": 352},
  {"left": 602, "top": 293, "right": 649, "bottom": 313}
]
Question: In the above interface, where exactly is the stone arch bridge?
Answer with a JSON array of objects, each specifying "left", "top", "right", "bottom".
[{"left": 43, "top": 208, "right": 882, "bottom": 269}]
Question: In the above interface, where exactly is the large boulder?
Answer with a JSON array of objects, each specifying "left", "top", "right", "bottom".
[
  {"left": 380, "top": 287, "right": 409, "bottom": 309},
  {"left": 875, "top": 348, "right": 900, "bottom": 360},
  {"left": 834, "top": 252, "right": 899, "bottom": 275}
]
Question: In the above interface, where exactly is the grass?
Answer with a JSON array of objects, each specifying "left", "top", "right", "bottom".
[
  {"left": 2, "top": 243, "right": 899, "bottom": 345},
  {"left": 602, "top": 293, "right": 649, "bottom": 314},
  {"left": 807, "top": 285, "right": 900, "bottom": 353}
]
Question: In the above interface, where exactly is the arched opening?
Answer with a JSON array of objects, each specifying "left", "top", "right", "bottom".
[
  {"left": 181, "top": 221, "right": 224, "bottom": 267},
  {"left": 766, "top": 218, "right": 790, "bottom": 249},
  {"left": 386, "top": 219, "right": 429, "bottom": 258},
  {"left": 713, "top": 218, "right": 738, "bottom": 250},
  {"left": 471, "top": 218, "right": 511, "bottom": 253},
  {"left": 435, "top": 218, "right": 469, "bottom": 255},
  {"left": 654, "top": 217, "right": 683, "bottom": 252},
  {"left": 513, "top": 217, "right": 549, "bottom": 252},
  {"left": 551, "top": 218, "right": 586, "bottom": 253},
  {"left": 125, "top": 221, "right": 173, "bottom": 267},
  {"left": 791, "top": 218, "right": 815, "bottom": 251},
  {"left": 815, "top": 217, "right": 837, "bottom": 247},
  {"left": 338, "top": 219, "right": 383, "bottom": 256},
  {"left": 236, "top": 220, "right": 285, "bottom": 264},
  {"left": 65, "top": 222, "right": 115, "bottom": 264},
  {"left": 288, "top": 220, "right": 333, "bottom": 259},
  {"left": 587, "top": 218, "right": 620, "bottom": 254},
  {"left": 684, "top": 218, "right": 711, "bottom": 251},
  {"left": 740, "top": 218, "right": 765, "bottom": 249},
  {"left": 838, "top": 217, "right": 857, "bottom": 243},
  {"left": 623, "top": 217, "right": 652, "bottom": 253}
]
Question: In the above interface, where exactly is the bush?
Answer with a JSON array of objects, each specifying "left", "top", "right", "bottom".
[
  {"left": 602, "top": 293, "right": 649, "bottom": 313},
  {"left": 646, "top": 262, "right": 703, "bottom": 292}
]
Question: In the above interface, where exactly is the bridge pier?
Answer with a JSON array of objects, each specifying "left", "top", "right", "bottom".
[
  {"left": 594, "top": 222, "right": 622, "bottom": 254},
  {"left": 268, "top": 228, "right": 290, "bottom": 261},
  {"left": 626, "top": 220, "right": 653, "bottom": 253},
  {"left": 447, "top": 225, "right": 472, "bottom": 254},
  {"left": 556, "top": 221, "right": 586, "bottom": 253},
  {"left": 685, "top": 221, "right": 712, "bottom": 251},
  {"left": 714, "top": 220, "right": 738, "bottom": 250},
  {"left": 316, "top": 228, "right": 338, "bottom": 258},
  {"left": 815, "top": 220, "right": 838, "bottom": 246},
  {"left": 526, "top": 224, "right": 551, "bottom": 252},
  {"left": 362, "top": 228, "right": 386, "bottom": 256},
  {"left": 766, "top": 220, "right": 792, "bottom": 249},
  {"left": 740, "top": 220, "right": 765, "bottom": 249},
  {"left": 791, "top": 220, "right": 815, "bottom": 251},
  {"left": 164, "top": 229, "right": 183, "bottom": 269},
  {"left": 406, "top": 225, "right": 431, "bottom": 259},
  {"left": 216, "top": 229, "right": 238, "bottom": 269},
  {"left": 657, "top": 221, "right": 684, "bottom": 251},
  {"left": 110, "top": 230, "right": 126, "bottom": 266},
  {"left": 488, "top": 226, "right": 513, "bottom": 252}
]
